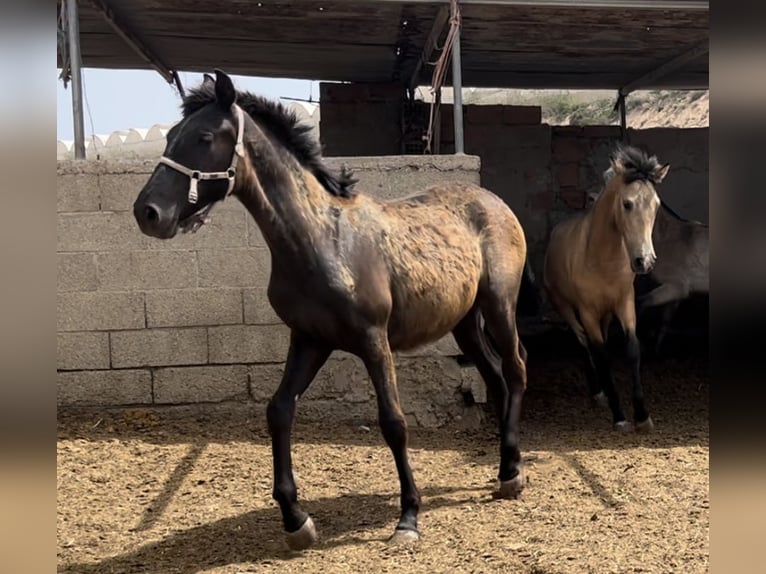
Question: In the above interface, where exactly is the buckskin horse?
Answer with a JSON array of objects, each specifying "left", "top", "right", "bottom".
[
  {"left": 543, "top": 145, "right": 669, "bottom": 433},
  {"left": 133, "top": 70, "right": 531, "bottom": 551},
  {"left": 589, "top": 174, "right": 709, "bottom": 356}
]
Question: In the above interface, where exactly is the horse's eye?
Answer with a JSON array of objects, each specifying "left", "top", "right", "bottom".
[
  {"left": 199, "top": 132, "right": 214, "bottom": 143},
  {"left": 623, "top": 200, "right": 634, "bottom": 211}
]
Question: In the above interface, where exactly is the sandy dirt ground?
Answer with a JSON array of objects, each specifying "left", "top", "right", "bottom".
[{"left": 57, "top": 337, "right": 708, "bottom": 574}]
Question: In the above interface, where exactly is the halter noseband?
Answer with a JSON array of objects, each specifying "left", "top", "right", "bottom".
[{"left": 157, "top": 104, "right": 245, "bottom": 232}]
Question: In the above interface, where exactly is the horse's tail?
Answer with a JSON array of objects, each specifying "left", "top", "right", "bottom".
[
  {"left": 482, "top": 258, "right": 541, "bottom": 357},
  {"left": 517, "top": 258, "right": 543, "bottom": 318}
]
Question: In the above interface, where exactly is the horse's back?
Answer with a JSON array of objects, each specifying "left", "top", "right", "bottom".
[
  {"left": 651, "top": 212, "right": 709, "bottom": 289},
  {"left": 384, "top": 182, "right": 526, "bottom": 256},
  {"left": 377, "top": 182, "right": 527, "bottom": 349}
]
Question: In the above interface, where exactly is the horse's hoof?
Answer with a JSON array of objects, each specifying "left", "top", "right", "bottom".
[
  {"left": 492, "top": 473, "right": 525, "bottom": 500},
  {"left": 388, "top": 527, "right": 420, "bottom": 545},
  {"left": 614, "top": 420, "right": 634, "bottom": 433},
  {"left": 591, "top": 392, "right": 608, "bottom": 408},
  {"left": 635, "top": 417, "right": 655, "bottom": 434},
  {"left": 286, "top": 516, "right": 317, "bottom": 551}
]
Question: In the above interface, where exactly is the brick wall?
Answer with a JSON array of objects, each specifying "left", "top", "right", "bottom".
[{"left": 57, "top": 155, "right": 489, "bottom": 428}]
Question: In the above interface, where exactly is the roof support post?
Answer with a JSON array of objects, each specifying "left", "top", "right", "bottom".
[
  {"left": 450, "top": 3, "right": 464, "bottom": 155},
  {"left": 66, "top": 0, "right": 86, "bottom": 160},
  {"left": 618, "top": 93, "right": 628, "bottom": 142},
  {"left": 172, "top": 71, "right": 186, "bottom": 99},
  {"left": 434, "top": 88, "right": 442, "bottom": 154}
]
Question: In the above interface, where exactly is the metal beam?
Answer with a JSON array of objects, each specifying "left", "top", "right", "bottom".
[
  {"left": 408, "top": 6, "right": 450, "bottom": 91},
  {"left": 339, "top": 1, "right": 709, "bottom": 10},
  {"left": 619, "top": 40, "right": 709, "bottom": 96},
  {"left": 66, "top": 0, "right": 86, "bottom": 160},
  {"left": 172, "top": 71, "right": 186, "bottom": 99},
  {"left": 434, "top": 88, "right": 442, "bottom": 154},
  {"left": 89, "top": 0, "right": 176, "bottom": 84},
  {"left": 617, "top": 93, "right": 628, "bottom": 142},
  {"left": 450, "top": 5, "right": 465, "bottom": 154}
]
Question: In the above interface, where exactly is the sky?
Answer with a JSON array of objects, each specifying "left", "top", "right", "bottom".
[{"left": 57, "top": 69, "right": 318, "bottom": 141}]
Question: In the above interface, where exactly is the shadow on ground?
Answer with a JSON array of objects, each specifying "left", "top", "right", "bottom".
[{"left": 58, "top": 485, "right": 490, "bottom": 574}]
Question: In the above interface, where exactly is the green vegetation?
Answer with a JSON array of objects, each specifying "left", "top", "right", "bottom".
[{"left": 539, "top": 94, "right": 617, "bottom": 125}]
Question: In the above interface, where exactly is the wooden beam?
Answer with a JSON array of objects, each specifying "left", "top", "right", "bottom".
[
  {"left": 408, "top": 5, "right": 450, "bottom": 90},
  {"left": 454, "top": 70, "right": 708, "bottom": 90},
  {"left": 88, "top": 0, "right": 175, "bottom": 84},
  {"left": 336, "top": 0, "right": 709, "bottom": 10},
  {"left": 619, "top": 39, "right": 709, "bottom": 95}
]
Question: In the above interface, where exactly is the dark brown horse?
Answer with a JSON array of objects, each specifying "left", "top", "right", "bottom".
[{"left": 133, "top": 71, "right": 530, "bottom": 551}]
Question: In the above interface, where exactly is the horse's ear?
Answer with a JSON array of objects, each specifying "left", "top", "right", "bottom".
[
  {"left": 213, "top": 69, "right": 236, "bottom": 109},
  {"left": 610, "top": 156, "right": 625, "bottom": 175},
  {"left": 653, "top": 163, "right": 670, "bottom": 183},
  {"left": 202, "top": 73, "right": 215, "bottom": 89}
]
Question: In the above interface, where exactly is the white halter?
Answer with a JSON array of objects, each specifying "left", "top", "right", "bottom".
[{"left": 157, "top": 104, "right": 246, "bottom": 232}]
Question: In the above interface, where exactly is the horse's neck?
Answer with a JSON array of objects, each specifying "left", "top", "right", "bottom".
[
  {"left": 653, "top": 204, "right": 673, "bottom": 238},
  {"left": 585, "top": 185, "right": 627, "bottom": 269},
  {"left": 235, "top": 137, "right": 331, "bottom": 263}
]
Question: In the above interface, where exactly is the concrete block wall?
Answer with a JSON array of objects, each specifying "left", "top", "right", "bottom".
[
  {"left": 319, "top": 83, "right": 405, "bottom": 156},
  {"left": 57, "top": 155, "right": 487, "bottom": 428},
  {"left": 315, "top": 87, "right": 709, "bottom": 281}
]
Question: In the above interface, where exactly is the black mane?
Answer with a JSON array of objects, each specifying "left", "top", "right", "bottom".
[
  {"left": 182, "top": 82, "right": 358, "bottom": 198},
  {"left": 612, "top": 144, "right": 664, "bottom": 185},
  {"left": 660, "top": 199, "right": 708, "bottom": 227},
  {"left": 660, "top": 199, "right": 686, "bottom": 221}
]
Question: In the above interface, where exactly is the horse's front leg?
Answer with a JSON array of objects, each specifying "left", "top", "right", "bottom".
[
  {"left": 636, "top": 282, "right": 687, "bottom": 318},
  {"left": 579, "top": 310, "right": 630, "bottom": 431},
  {"left": 655, "top": 300, "right": 681, "bottom": 357},
  {"left": 616, "top": 295, "right": 654, "bottom": 433},
  {"left": 266, "top": 331, "right": 330, "bottom": 550},
  {"left": 360, "top": 329, "right": 421, "bottom": 544}
]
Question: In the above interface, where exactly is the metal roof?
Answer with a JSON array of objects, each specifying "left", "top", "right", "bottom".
[{"left": 59, "top": 0, "right": 708, "bottom": 91}]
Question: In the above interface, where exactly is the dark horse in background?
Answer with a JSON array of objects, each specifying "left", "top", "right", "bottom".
[
  {"left": 133, "top": 70, "right": 534, "bottom": 551},
  {"left": 634, "top": 201, "right": 709, "bottom": 355}
]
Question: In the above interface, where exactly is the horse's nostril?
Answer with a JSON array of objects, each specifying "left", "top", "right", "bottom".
[
  {"left": 144, "top": 204, "right": 160, "bottom": 223},
  {"left": 634, "top": 257, "right": 644, "bottom": 269}
]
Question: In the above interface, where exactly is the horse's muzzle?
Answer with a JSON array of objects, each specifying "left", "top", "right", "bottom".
[
  {"left": 632, "top": 256, "right": 655, "bottom": 274},
  {"left": 133, "top": 197, "right": 177, "bottom": 239}
]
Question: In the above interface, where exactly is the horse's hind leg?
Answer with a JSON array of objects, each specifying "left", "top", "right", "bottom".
[
  {"left": 453, "top": 308, "right": 515, "bottom": 492},
  {"left": 359, "top": 327, "right": 421, "bottom": 544},
  {"left": 267, "top": 331, "right": 331, "bottom": 550},
  {"left": 476, "top": 294, "right": 528, "bottom": 499}
]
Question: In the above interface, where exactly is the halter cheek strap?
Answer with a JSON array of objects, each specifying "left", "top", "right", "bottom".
[{"left": 158, "top": 104, "right": 246, "bottom": 205}]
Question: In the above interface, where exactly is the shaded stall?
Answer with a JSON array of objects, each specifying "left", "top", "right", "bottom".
[{"left": 57, "top": 0, "right": 708, "bottom": 157}]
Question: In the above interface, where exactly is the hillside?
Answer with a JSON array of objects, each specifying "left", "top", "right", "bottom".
[{"left": 415, "top": 87, "right": 709, "bottom": 129}]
